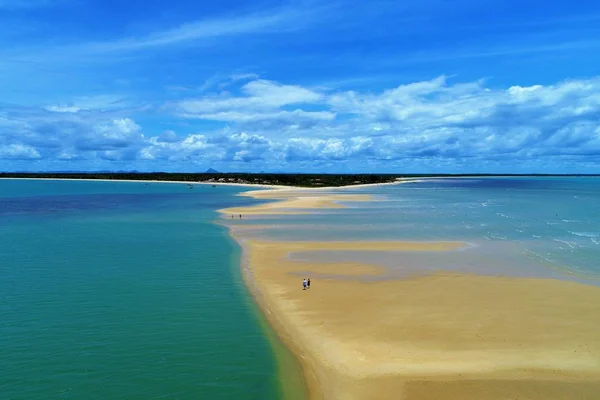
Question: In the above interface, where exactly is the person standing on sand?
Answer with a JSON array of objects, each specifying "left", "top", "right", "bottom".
[
  {"left": 307, "top": 278, "right": 311, "bottom": 289},
  {"left": 303, "top": 278, "right": 307, "bottom": 290},
  {"left": 239, "top": 214, "right": 242, "bottom": 219}
]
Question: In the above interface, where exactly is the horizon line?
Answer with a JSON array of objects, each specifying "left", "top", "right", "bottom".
[{"left": 1, "top": 172, "right": 599, "bottom": 177}]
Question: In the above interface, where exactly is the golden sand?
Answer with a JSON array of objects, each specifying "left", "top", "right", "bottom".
[
  {"left": 220, "top": 191, "right": 373, "bottom": 216},
  {"left": 224, "top": 187, "right": 600, "bottom": 400}
]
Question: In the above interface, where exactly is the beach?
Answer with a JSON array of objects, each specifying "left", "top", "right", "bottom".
[{"left": 221, "top": 180, "right": 600, "bottom": 399}]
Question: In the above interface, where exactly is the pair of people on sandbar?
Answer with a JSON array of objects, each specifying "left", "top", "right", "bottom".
[{"left": 302, "top": 278, "right": 311, "bottom": 290}]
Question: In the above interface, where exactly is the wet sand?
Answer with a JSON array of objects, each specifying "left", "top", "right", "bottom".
[
  {"left": 220, "top": 191, "right": 373, "bottom": 216},
  {"left": 224, "top": 188, "right": 600, "bottom": 400}
]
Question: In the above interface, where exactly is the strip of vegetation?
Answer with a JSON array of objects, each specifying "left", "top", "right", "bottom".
[
  {"left": 0, "top": 172, "right": 402, "bottom": 187},
  {"left": 0, "top": 172, "right": 597, "bottom": 188}
]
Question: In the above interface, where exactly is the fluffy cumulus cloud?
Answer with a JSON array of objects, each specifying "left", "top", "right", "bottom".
[
  {"left": 142, "top": 132, "right": 273, "bottom": 163},
  {"left": 173, "top": 79, "right": 335, "bottom": 126},
  {"left": 1, "top": 75, "right": 600, "bottom": 172},
  {"left": 284, "top": 136, "right": 376, "bottom": 161},
  {"left": 325, "top": 76, "right": 600, "bottom": 160},
  {"left": 169, "top": 75, "right": 600, "bottom": 169},
  {"left": 0, "top": 144, "right": 41, "bottom": 160},
  {"left": 0, "top": 107, "right": 146, "bottom": 167}
]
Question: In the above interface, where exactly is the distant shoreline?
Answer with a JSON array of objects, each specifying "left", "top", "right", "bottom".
[
  {"left": 0, "top": 173, "right": 402, "bottom": 188},
  {"left": 0, "top": 176, "right": 430, "bottom": 191},
  {"left": 1, "top": 173, "right": 598, "bottom": 190},
  {"left": 0, "top": 177, "right": 288, "bottom": 189}
]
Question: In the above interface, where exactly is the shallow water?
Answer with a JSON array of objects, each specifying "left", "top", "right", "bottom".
[
  {"left": 248, "top": 177, "right": 600, "bottom": 284},
  {"left": 0, "top": 180, "right": 291, "bottom": 400}
]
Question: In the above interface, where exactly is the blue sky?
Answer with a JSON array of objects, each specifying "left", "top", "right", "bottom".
[{"left": 2, "top": 0, "right": 600, "bottom": 173}]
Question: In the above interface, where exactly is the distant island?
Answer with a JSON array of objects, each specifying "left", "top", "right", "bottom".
[{"left": 0, "top": 172, "right": 598, "bottom": 188}]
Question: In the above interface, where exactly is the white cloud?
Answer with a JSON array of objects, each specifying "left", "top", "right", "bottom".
[
  {"left": 87, "top": 11, "right": 289, "bottom": 53},
  {"left": 197, "top": 73, "right": 261, "bottom": 93},
  {"left": 74, "top": 118, "right": 144, "bottom": 151},
  {"left": 141, "top": 131, "right": 273, "bottom": 163},
  {"left": 0, "top": 1, "right": 328, "bottom": 84},
  {"left": 45, "top": 95, "right": 131, "bottom": 113},
  {"left": 242, "top": 79, "right": 323, "bottom": 105},
  {"left": 168, "top": 75, "right": 600, "bottom": 166},
  {"left": 2, "top": 75, "right": 600, "bottom": 171},
  {"left": 177, "top": 79, "right": 323, "bottom": 112},
  {"left": 182, "top": 110, "right": 335, "bottom": 124},
  {"left": 45, "top": 105, "right": 81, "bottom": 113},
  {"left": 12, "top": 5, "right": 322, "bottom": 59},
  {"left": 0, "top": 143, "right": 41, "bottom": 159},
  {"left": 156, "top": 130, "right": 180, "bottom": 143},
  {"left": 57, "top": 151, "right": 81, "bottom": 160},
  {"left": 174, "top": 79, "right": 331, "bottom": 123}
]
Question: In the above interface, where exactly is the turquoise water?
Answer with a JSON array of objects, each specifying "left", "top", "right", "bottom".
[
  {"left": 247, "top": 177, "right": 600, "bottom": 284},
  {"left": 0, "top": 180, "right": 286, "bottom": 400},
  {"left": 4, "top": 177, "right": 598, "bottom": 399}
]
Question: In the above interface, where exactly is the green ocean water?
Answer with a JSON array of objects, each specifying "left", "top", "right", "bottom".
[{"left": 0, "top": 180, "right": 304, "bottom": 400}]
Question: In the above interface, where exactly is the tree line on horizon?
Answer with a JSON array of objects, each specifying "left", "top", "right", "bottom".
[
  {"left": 0, "top": 172, "right": 401, "bottom": 187},
  {"left": 0, "top": 172, "right": 596, "bottom": 188}
]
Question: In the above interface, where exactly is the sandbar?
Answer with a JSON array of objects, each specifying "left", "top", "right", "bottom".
[
  {"left": 220, "top": 193, "right": 373, "bottom": 216},
  {"left": 223, "top": 186, "right": 600, "bottom": 400},
  {"left": 239, "top": 239, "right": 600, "bottom": 400}
]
